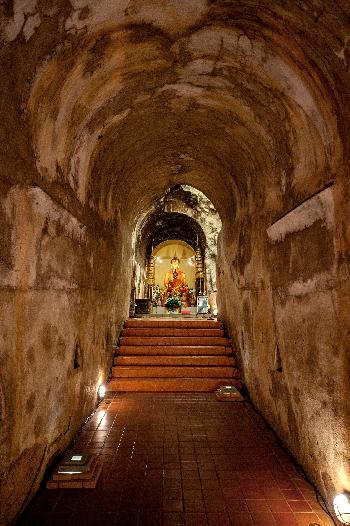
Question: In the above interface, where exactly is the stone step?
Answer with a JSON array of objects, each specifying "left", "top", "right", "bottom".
[
  {"left": 107, "top": 377, "right": 242, "bottom": 392},
  {"left": 112, "top": 366, "right": 239, "bottom": 378},
  {"left": 118, "top": 345, "right": 231, "bottom": 356},
  {"left": 122, "top": 328, "right": 224, "bottom": 337},
  {"left": 114, "top": 355, "right": 235, "bottom": 366},
  {"left": 119, "top": 336, "right": 230, "bottom": 346},
  {"left": 110, "top": 318, "right": 241, "bottom": 394},
  {"left": 125, "top": 319, "right": 223, "bottom": 329}
]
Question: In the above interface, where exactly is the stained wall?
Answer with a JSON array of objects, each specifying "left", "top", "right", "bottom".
[{"left": 0, "top": 183, "right": 132, "bottom": 523}]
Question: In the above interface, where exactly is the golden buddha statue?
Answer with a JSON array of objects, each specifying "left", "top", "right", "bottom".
[
  {"left": 164, "top": 256, "right": 186, "bottom": 288},
  {"left": 161, "top": 256, "right": 192, "bottom": 307}
]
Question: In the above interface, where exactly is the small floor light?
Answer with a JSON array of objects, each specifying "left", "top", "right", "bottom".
[
  {"left": 334, "top": 492, "right": 350, "bottom": 524},
  {"left": 98, "top": 384, "right": 106, "bottom": 399},
  {"left": 57, "top": 453, "right": 92, "bottom": 474}
]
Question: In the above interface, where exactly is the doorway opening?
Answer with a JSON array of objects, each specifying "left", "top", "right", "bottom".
[{"left": 131, "top": 185, "right": 221, "bottom": 316}]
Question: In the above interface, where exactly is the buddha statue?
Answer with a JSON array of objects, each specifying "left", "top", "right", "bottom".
[
  {"left": 164, "top": 256, "right": 185, "bottom": 288},
  {"left": 161, "top": 256, "right": 191, "bottom": 307}
]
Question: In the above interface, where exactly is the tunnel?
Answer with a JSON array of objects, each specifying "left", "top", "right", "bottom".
[{"left": 0, "top": 2, "right": 350, "bottom": 525}]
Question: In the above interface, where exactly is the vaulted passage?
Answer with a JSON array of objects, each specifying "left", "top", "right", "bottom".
[{"left": 1, "top": 2, "right": 350, "bottom": 525}]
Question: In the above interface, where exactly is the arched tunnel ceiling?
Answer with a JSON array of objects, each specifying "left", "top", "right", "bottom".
[
  {"left": 135, "top": 184, "right": 213, "bottom": 258},
  {"left": 144, "top": 212, "right": 207, "bottom": 255},
  {"left": 3, "top": 1, "right": 348, "bottom": 227}
]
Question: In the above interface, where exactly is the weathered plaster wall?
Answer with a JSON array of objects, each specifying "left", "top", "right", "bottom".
[
  {"left": 0, "top": 184, "right": 131, "bottom": 523},
  {"left": 1, "top": 1, "right": 350, "bottom": 524},
  {"left": 217, "top": 181, "right": 349, "bottom": 505}
]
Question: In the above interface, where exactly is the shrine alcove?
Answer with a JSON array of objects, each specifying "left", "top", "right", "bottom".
[
  {"left": 131, "top": 184, "right": 222, "bottom": 315},
  {"left": 152, "top": 240, "right": 196, "bottom": 307}
]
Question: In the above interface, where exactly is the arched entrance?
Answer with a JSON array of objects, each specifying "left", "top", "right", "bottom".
[{"left": 131, "top": 185, "right": 221, "bottom": 315}]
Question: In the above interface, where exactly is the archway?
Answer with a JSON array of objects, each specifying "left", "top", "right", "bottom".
[{"left": 131, "top": 185, "right": 222, "bottom": 315}]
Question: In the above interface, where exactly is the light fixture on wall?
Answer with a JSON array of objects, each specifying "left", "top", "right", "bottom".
[
  {"left": 98, "top": 384, "right": 106, "bottom": 399},
  {"left": 334, "top": 492, "right": 350, "bottom": 524}
]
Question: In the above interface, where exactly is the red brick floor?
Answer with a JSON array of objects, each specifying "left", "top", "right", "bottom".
[{"left": 18, "top": 393, "right": 334, "bottom": 526}]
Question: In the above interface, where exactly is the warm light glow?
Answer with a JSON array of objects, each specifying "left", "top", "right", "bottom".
[
  {"left": 338, "top": 465, "right": 350, "bottom": 489},
  {"left": 213, "top": 308, "right": 218, "bottom": 315},
  {"left": 98, "top": 384, "right": 106, "bottom": 398},
  {"left": 334, "top": 493, "right": 350, "bottom": 524}
]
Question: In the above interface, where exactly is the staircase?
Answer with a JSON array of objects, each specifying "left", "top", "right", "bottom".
[{"left": 108, "top": 318, "right": 241, "bottom": 392}]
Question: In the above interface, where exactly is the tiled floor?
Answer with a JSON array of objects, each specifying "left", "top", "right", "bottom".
[{"left": 18, "top": 393, "right": 334, "bottom": 526}]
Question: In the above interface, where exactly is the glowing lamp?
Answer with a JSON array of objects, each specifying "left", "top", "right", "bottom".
[
  {"left": 334, "top": 493, "right": 350, "bottom": 524},
  {"left": 57, "top": 453, "right": 92, "bottom": 474},
  {"left": 98, "top": 384, "right": 106, "bottom": 399}
]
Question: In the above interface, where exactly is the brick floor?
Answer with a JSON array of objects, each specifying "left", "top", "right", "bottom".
[{"left": 18, "top": 393, "right": 334, "bottom": 526}]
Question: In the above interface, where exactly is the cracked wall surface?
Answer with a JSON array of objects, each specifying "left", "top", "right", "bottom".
[{"left": 1, "top": 1, "right": 350, "bottom": 524}]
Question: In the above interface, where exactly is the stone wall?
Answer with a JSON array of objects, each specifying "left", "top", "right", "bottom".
[
  {"left": 217, "top": 181, "right": 349, "bottom": 503},
  {"left": 0, "top": 184, "right": 130, "bottom": 524}
]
